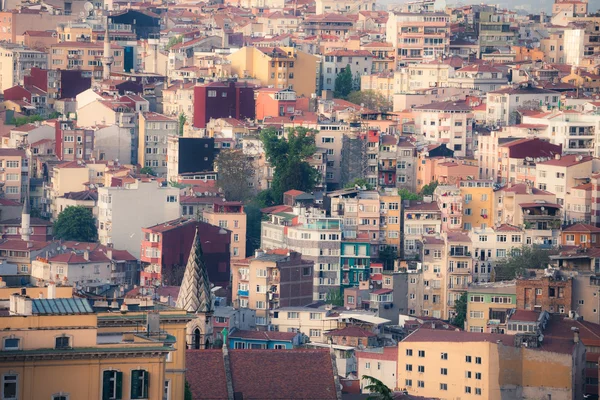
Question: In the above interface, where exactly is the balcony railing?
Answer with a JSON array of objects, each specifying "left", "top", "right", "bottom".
[
  {"left": 448, "top": 283, "right": 469, "bottom": 290},
  {"left": 237, "top": 290, "right": 249, "bottom": 297}
]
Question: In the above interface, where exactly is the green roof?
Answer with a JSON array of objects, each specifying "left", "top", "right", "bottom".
[{"left": 32, "top": 298, "right": 94, "bottom": 315}]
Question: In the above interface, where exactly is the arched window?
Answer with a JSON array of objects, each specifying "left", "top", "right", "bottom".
[{"left": 193, "top": 328, "right": 201, "bottom": 350}]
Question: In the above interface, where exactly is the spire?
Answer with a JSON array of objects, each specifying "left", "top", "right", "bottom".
[
  {"left": 102, "top": 17, "right": 114, "bottom": 80},
  {"left": 20, "top": 162, "right": 31, "bottom": 241},
  {"left": 176, "top": 228, "right": 213, "bottom": 314}
]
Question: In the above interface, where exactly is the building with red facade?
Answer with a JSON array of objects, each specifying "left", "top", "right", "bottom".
[
  {"left": 255, "top": 88, "right": 297, "bottom": 121},
  {"left": 140, "top": 217, "right": 231, "bottom": 287},
  {"left": 193, "top": 80, "right": 256, "bottom": 129}
]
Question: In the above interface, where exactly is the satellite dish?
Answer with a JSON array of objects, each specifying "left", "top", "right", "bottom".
[{"left": 83, "top": 2, "right": 94, "bottom": 16}]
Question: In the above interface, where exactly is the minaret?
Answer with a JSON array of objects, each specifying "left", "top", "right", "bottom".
[
  {"left": 176, "top": 228, "right": 214, "bottom": 349},
  {"left": 102, "top": 18, "right": 114, "bottom": 80},
  {"left": 20, "top": 184, "right": 30, "bottom": 242}
]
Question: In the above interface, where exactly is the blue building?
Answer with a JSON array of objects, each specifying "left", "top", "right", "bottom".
[
  {"left": 228, "top": 329, "right": 302, "bottom": 349},
  {"left": 340, "top": 242, "right": 371, "bottom": 289}
]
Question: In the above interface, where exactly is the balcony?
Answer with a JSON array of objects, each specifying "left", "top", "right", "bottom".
[
  {"left": 239, "top": 274, "right": 249, "bottom": 281},
  {"left": 237, "top": 290, "right": 249, "bottom": 297},
  {"left": 449, "top": 267, "right": 471, "bottom": 274},
  {"left": 378, "top": 163, "right": 396, "bottom": 172},
  {"left": 448, "top": 283, "right": 469, "bottom": 290},
  {"left": 449, "top": 249, "right": 471, "bottom": 257}
]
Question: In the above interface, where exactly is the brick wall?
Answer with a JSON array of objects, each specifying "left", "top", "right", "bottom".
[{"left": 516, "top": 276, "right": 572, "bottom": 314}]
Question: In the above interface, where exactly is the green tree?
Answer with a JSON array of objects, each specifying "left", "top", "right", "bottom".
[
  {"left": 452, "top": 292, "right": 468, "bottom": 330},
  {"left": 166, "top": 35, "right": 183, "bottom": 50},
  {"left": 362, "top": 375, "right": 394, "bottom": 400},
  {"left": 344, "top": 177, "right": 373, "bottom": 190},
  {"left": 178, "top": 113, "right": 186, "bottom": 136},
  {"left": 347, "top": 90, "right": 392, "bottom": 112},
  {"left": 378, "top": 246, "right": 397, "bottom": 271},
  {"left": 215, "top": 149, "right": 254, "bottom": 202},
  {"left": 244, "top": 190, "right": 275, "bottom": 257},
  {"left": 334, "top": 65, "right": 353, "bottom": 99},
  {"left": 53, "top": 206, "right": 97, "bottom": 242},
  {"left": 325, "top": 288, "right": 344, "bottom": 307},
  {"left": 184, "top": 380, "right": 193, "bottom": 400},
  {"left": 260, "top": 127, "right": 317, "bottom": 203},
  {"left": 496, "top": 245, "right": 556, "bottom": 280},
  {"left": 420, "top": 181, "right": 439, "bottom": 197},
  {"left": 139, "top": 167, "right": 156, "bottom": 176},
  {"left": 398, "top": 188, "right": 420, "bottom": 201}
]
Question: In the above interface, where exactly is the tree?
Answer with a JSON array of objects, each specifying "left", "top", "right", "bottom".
[
  {"left": 244, "top": 190, "right": 275, "bottom": 257},
  {"left": 184, "top": 380, "right": 193, "bottom": 400},
  {"left": 496, "top": 245, "right": 556, "bottom": 280},
  {"left": 178, "top": 113, "right": 186, "bottom": 136},
  {"left": 260, "top": 127, "right": 317, "bottom": 203},
  {"left": 166, "top": 35, "right": 183, "bottom": 50},
  {"left": 215, "top": 149, "right": 255, "bottom": 202},
  {"left": 139, "top": 167, "right": 156, "bottom": 176},
  {"left": 398, "top": 188, "right": 420, "bottom": 201},
  {"left": 347, "top": 90, "right": 392, "bottom": 112},
  {"left": 344, "top": 178, "right": 373, "bottom": 190},
  {"left": 378, "top": 246, "right": 397, "bottom": 271},
  {"left": 420, "top": 181, "right": 439, "bottom": 197},
  {"left": 325, "top": 288, "right": 344, "bottom": 306},
  {"left": 362, "top": 375, "right": 394, "bottom": 400},
  {"left": 334, "top": 65, "right": 353, "bottom": 99},
  {"left": 53, "top": 206, "right": 97, "bottom": 242},
  {"left": 452, "top": 292, "right": 468, "bottom": 330}
]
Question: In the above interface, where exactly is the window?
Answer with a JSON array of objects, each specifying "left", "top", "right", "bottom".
[
  {"left": 441, "top": 352, "right": 448, "bottom": 360},
  {"left": 130, "top": 370, "right": 148, "bottom": 399},
  {"left": 52, "top": 395, "right": 68, "bottom": 400},
  {"left": 55, "top": 336, "right": 70, "bottom": 349},
  {"left": 406, "top": 349, "right": 413, "bottom": 356},
  {"left": 476, "top": 388, "right": 482, "bottom": 395},
  {"left": 365, "top": 362, "right": 371, "bottom": 369},
  {"left": 475, "top": 372, "right": 482, "bottom": 380},
  {"left": 466, "top": 355, "right": 472, "bottom": 363},
  {"left": 405, "top": 379, "right": 412, "bottom": 387},
  {"left": 347, "top": 295, "right": 355, "bottom": 304},
  {"left": 166, "top": 196, "right": 177, "bottom": 203},
  {"left": 164, "top": 380, "right": 171, "bottom": 400},
  {"left": 475, "top": 357, "right": 481, "bottom": 364},
  {"left": 418, "top": 365, "right": 425, "bottom": 373},
  {"left": 2, "top": 374, "right": 17, "bottom": 400},
  {"left": 441, "top": 368, "right": 447, "bottom": 375},
  {"left": 309, "top": 329, "right": 321, "bottom": 337},
  {"left": 102, "top": 370, "right": 122, "bottom": 400},
  {"left": 255, "top": 301, "right": 266, "bottom": 309},
  {"left": 287, "top": 312, "right": 299, "bottom": 319},
  {"left": 465, "top": 386, "right": 472, "bottom": 394},
  {"left": 208, "top": 90, "right": 217, "bottom": 97},
  {"left": 406, "top": 364, "right": 412, "bottom": 371},
  {"left": 417, "top": 381, "right": 424, "bottom": 388},
  {"left": 303, "top": 267, "right": 311, "bottom": 276},
  {"left": 418, "top": 350, "right": 425, "bottom": 357},
  {"left": 440, "top": 383, "right": 448, "bottom": 390},
  {"left": 3, "top": 338, "right": 19, "bottom": 351}
]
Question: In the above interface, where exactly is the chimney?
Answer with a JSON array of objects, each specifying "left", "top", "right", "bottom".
[
  {"left": 254, "top": 249, "right": 264, "bottom": 258},
  {"left": 10, "top": 294, "right": 32, "bottom": 316},
  {"left": 573, "top": 327, "right": 580, "bottom": 343},
  {"left": 47, "top": 281, "right": 56, "bottom": 300},
  {"left": 555, "top": 153, "right": 561, "bottom": 160},
  {"left": 431, "top": 323, "right": 435, "bottom": 329},
  {"left": 106, "top": 243, "right": 113, "bottom": 260},
  {"left": 83, "top": 249, "right": 89, "bottom": 261}
]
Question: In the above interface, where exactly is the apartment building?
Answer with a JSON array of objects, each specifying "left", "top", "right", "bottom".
[
  {"left": 516, "top": 272, "right": 572, "bottom": 314},
  {"left": 403, "top": 200, "right": 441, "bottom": 259},
  {"left": 270, "top": 306, "right": 338, "bottom": 343},
  {"left": 0, "top": 44, "right": 47, "bottom": 92},
  {"left": 0, "top": 149, "right": 27, "bottom": 202},
  {"left": 393, "top": 62, "right": 455, "bottom": 93},
  {"left": 478, "top": 11, "right": 517, "bottom": 55},
  {"left": 315, "top": 124, "right": 347, "bottom": 189},
  {"left": 536, "top": 154, "right": 593, "bottom": 208},
  {"left": 469, "top": 224, "right": 524, "bottom": 283},
  {"left": 227, "top": 46, "right": 319, "bottom": 97},
  {"left": 315, "top": 0, "right": 375, "bottom": 14},
  {"left": 163, "top": 81, "right": 195, "bottom": 120},
  {"left": 202, "top": 201, "right": 246, "bottom": 260},
  {"left": 397, "top": 328, "right": 584, "bottom": 399},
  {"left": 447, "top": 64, "right": 507, "bottom": 92},
  {"left": 138, "top": 112, "right": 177, "bottom": 177},
  {"left": 397, "top": 140, "right": 417, "bottom": 192},
  {"left": 231, "top": 250, "right": 314, "bottom": 329},
  {"left": 192, "top": 81, "right": 256, "bottom": 129},
  {"left": 419, "top": 236, "right": 447, "bottom": 319},
  {"left": 496, "top": 138, "right": 562, "bottom": 185},
  {"left": 357, "top": 348, "right": 397, "bottom": 394},
  {"left": 433, "top": 185, "right": 462, "bottom": 232},
  {"left": 386, "top": 11, "right": 450, "bottom": 65},
  {"left": 465, "top": 281, "right": 516, "bottom": 333},
  {"left": 49, "top": 42, "right": 124, "bottom": 80},
  {"left": 322, "top": 50, "right": 373, "bottom": 91},
  {"left": 446, "top": 232, "right": 473, "bottom": 319},
  {"left": 412, "top": 100, "right": 474, "bottom": 157},
  {"left": 485, "top": 85, "right": 560, "bottom": 126},
  {"left": 459, "top": 180, "right": 494, "bottom": 231},
  {"left": 97, "top": 180, "right": 180, "bottom": 258}
]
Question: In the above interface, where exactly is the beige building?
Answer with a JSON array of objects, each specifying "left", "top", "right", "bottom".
[
  {"left": 0, "top": 44, "right": 47, "bottom": 92},
  {"left": 202, "top": 201, "right": 247, "bottom": 260},
  {"left": 397, "top": 328, "right": 585, "bottom": 399},
  {"left": 357, "top": 347, "right": 397, "bottom": 394},
  {"left": 0, "top": 149, "right": 27, "bottom": 202},
  {"left": 231, "top": 251, "right": 314, "bottom": 329},
  {"left": 465, "top": 281, "right": 516, "bottom": 333},
  {"left": 271, "top": 306, "right": 337, "bottom": 343},
  {"left": 138, "top": 112, "right": 178, "bottom": 177},
  {"left": 536, "top": 154, "right": 593, "bottom": 208},
  {"left": 50, "top": 42, "right": 124, "bottom": 80},
  {"left": 163, "top": 81, "right": 195, "bottom": 121}
]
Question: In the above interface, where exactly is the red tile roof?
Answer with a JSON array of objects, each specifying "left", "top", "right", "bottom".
[
  {"left": 372, "top": 288, "right": 393, "bottom": 295},
  {"left": 356, "top": 346, "right": 397, "bottom": 361},
  {"left": 228, "top": 330, "right": 298, "bottom": 341},
  {"left": 509, "top": 310, "right": 540, "bottom": 322},
  {"left": 186, "top": 349, "right": 339, "bottom": 400},
  {"left": 562, "top": 223, "right": 600, "bottom": 233},
  {"left": 538, "top": 154, "right": 593, "bottom": 167},
  {"left": 0, "top": 239, "right": 50, "bottom": 251},
  {"left": 495, "top": 224, "right": 522, "bottom": 232},
  {"left": 497, "top": 183, "right": 553, "bottom": 196},
  {"left": 402, "top": 328, "right": 507, "bottom": 344}
]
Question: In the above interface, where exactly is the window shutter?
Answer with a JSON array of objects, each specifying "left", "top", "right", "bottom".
[
  {"left": 102, "top": 371, "right": 111, "bottom": 400},
  {"left": 143, "top": 370, "right": 149, "bottom": 398},
  {"left": 131, "top": 370, "right": 140, "bottom": 399},
  {"left": 116, "top": 371, "right": 123, "bottom": 400}
]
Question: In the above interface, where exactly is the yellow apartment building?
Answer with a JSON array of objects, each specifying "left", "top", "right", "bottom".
[
  {"left": 0, "top": 149, "right": 26, "bottom": 202},
  {"left": 227, "top": 46, "right": 319, "bottom": 97},
  {"left": 397, "top": 329, "right": 584, "bottom": 400},
  {"left": 459, "top": 180, "right": 495, "bottom": 231},
  {"left": 49, "top": 42, "right": 124, "bottom": 80},
  {"left": 0, "top": 294, "right": 192, "bottom": 400},
  {"left": 202, "top": 201, "right": 247, "bottom": 260},
  {"left": 465, "top": 281, "right": 516, "bottom": 333},
  {"left": 231, "top": 250, "right": 314, "bottom": 330}
]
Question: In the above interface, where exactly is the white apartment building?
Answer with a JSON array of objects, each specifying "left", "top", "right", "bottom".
[
  {"left": 322, "top": 50, "right": 373, "bottom": 91},
  {"left": 468, "top": 225, "right": 525, "bottom": 283},
  {"left": 486, "top": 85, "right": 560, "bottom": 126},
  {"left": 271, "top": 306, "right": 338, "bottom": 343},
  {"left": 97, "top": 180, "right": 180, "bottom": 258}
]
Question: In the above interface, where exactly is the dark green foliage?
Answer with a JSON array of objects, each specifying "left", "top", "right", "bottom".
[
  {"left": 178, "top": 113, "right": 186, "bottom": 136},
  {"left": 184, "top": 380, "right": 193, "bottom": 400},
  {"left": 362, "top": 375, "right": 394, "bottom": 400},
  {"left": 496, "top": 245, "right": 556, "bottom": 280},
  {"left": 347, "top": 90, "right": 392, "bottom": 112},
  {"left": 139, "top": 167, "right": 156, "bottom": 176},
  {"left": 260, "top": 127, "right": 317, "bottom": 203},
  {"left": 378, "top": 246, "right": 397, "bottom": 271},
  {"left": 398, "top": 188, "right": 420, "bottom": 201},
  {"left": 215, "top": 149, "right": 254, "bottom": 202},
  {"left": 53, "top": 206, "right": 97, "bottom": 242},
  {"left": 344, "top": 178, "right": 373, "bottom": 190},
  {"left": 420, "top": 181, "right": 439, "bottom": 197},
  {"left": 325, "top": 288, "right": 344, "bottom": 306},
  {"left": 334, "top": 65, "right": 353, "bottom": 99},
  {"left": 452, "top": 292, "right": 468, "bottom": 329}
]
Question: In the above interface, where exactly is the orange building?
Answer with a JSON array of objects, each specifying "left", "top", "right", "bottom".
[
  {"left": 417, "top": 154, "right": 478, "bottom": 191},
  {"left": 512, "top": 46, "right": 544, "bottom": 62},
  {"left": 561, "top": 223, "right": 600, "bottom": 248},
  {"left": 255, "top": 88, "right": 297, "bottom": 121}
]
